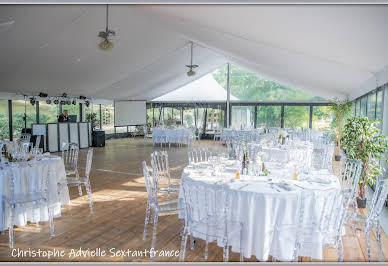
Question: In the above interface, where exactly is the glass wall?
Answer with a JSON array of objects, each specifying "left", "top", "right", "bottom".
[
  {"left": 353, "top": 88, "right": 385, "bottom": 129},
  {"left": 61, "top": 103, "right": 80, "bottom": 122},
  {"left": 101, "top": 104, "right": 114, "bottom": 134},
  {"left": 231, "top": 106, "right": 254, "bottom": 129},
  {"left": 116, "top": 126, "right": 127, "bottom": 133},
  {"left": 367, "top": 93, "right": 376, "bottom": 120},
  {"left": 284, "top": 106, "right": 309, "bottom": 129},
  {"left": 0, "top": 100, "right": 9, "bottom": 139},
  {"left": 312, "top": 106, "right": 332, "bottom": 131},
  {"left": 12, "top": 99, "right": 36, "bottom": 138},
  {"left": 355, "top": 98, "right": 361, "bottom": 116},
  {"left": 376, "top": 90, "right": 384, "bottom": 120},
  {"left": 360, "top": 97, "right": 367, "bottom": 117},
  {"left": 39, "top": 101, "right": 59, "bottom": 123},
  {"left": 85, "top": 104, "right": 101, "bottom": 130},
  {"left": 162, "top": 107, "right": 181, "bottom": 126},
  {"left": 212, "top": 64, "right": 327, "bottom": 102},
  {"left": 256, "top": 106, "right": 281, "bottom": 128},
  {"left": 183, "top": 109, "right": 195, "bottom": 127}
]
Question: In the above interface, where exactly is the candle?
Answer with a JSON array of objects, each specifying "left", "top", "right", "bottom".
[{"left": 236, "top": 171, "right": 240, "bottom": 179}]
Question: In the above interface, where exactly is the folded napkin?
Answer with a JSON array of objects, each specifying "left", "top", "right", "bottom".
[
  {"left": 274, "top": 182, "right": 294, "bottom": 191},
  {"left": 306, "top": 176, "right": 331, "bottom": 184}
]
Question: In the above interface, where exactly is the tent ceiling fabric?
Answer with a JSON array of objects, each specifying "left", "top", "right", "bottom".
[
  {"left": 0, "top": 5, "right": 387, "bottom": 101},
  {"left": 152, "top": 73, "right": 239, "bottom": 102}
]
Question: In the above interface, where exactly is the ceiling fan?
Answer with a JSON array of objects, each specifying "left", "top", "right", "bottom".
[
  {"left": 185, "top": 41, "right": 199, "bottom": 77},
  {"left": 98, "top": 4, "right": 115, "bottom": 51}
]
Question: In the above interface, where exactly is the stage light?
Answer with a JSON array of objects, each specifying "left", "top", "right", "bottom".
[
  {"left": 54, "top": 99, "right": 59, "bottom": 104},
  {"left": 85, "top": 100, "right": 90, "bottom": 107},
  {"left": 29, "top": 97, "right": 36, "bottom": 106},
  {"left": 39, "top": 92, "right": 48, "bottom": 98},
  {"left": 46, "top": 99, "right": 52, "bottom": 104},
  {"left": 72, "top": 99, "right": 77, "bottom": 105}
]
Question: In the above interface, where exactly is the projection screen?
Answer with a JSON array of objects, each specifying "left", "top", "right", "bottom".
[{"left": 114, "top": 100, "right": 146, "bottom": 126}]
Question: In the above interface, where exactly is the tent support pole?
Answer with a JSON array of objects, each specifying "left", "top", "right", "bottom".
[{"left": 226, "top": 63, "right": 231, "bottom": 128}]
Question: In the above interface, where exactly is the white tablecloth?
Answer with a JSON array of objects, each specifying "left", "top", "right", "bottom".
[
  {"left": 0, "top": 156, "right": 70, "bottom": 230},
  {"left": 179, "top": 161, "right": 340, "bottom": 261},
  {"left": 152, "top": 128, "right": 193, "bottom": 145}
]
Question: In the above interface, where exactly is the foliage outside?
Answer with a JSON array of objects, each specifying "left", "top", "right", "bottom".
[
  {"left": 328, "top": 99, "right": 353, "bottom": 149},
  {"left": 341, "top": 117, "right": 388, "bottom": 200}
]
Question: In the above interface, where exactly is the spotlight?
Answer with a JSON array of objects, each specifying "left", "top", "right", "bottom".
[
  {"left": 46, "top": 99, "right": 52, "bottom": 104},
  {"left": 29, "top": 97, "right": 36, "bottom": 106},
  {"left": 62, "top": 93, "right": 68, "bottom": 98},
  {"left": 85, "top": 100, "right": 90, "bottom": 107},
  {"left": 79, "top": 95, "right": 87, "bottom": 100},
  {"left": 54, "top": 99, "right": 59, "bottom": 105},
  {"left": 72, "top": 99, "right": 77, "bottom": 105},
  {"left": 60, "top": 100, "right": 65, "bottom": 105},
  {"left": 39, "top": 92, "right": 48, "bottom": 98},
  {"left": 65, "top": 100, "right": 71, "bottom": 105}
]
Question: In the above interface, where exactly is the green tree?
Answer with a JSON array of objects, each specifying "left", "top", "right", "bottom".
[{"left": 212, "top": 65, "right": 327, "bottom": 128}]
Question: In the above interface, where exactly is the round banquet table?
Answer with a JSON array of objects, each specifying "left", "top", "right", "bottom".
[
  {"left": 152, "top": 128, "right": 193, "bottom": 145},
  {"left": 0, "top": 155, "right": 70, "bottom": 230},
  {"left": 179, "top": 160, "right": 341, "bottom": 261}
]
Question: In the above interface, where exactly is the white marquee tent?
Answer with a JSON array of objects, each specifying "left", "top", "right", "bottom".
[
  {"left": 152, "top": 73, "right": 239, "bottom": 102},
  {"left": 0, "top": 5, "right": 387, "bottom": 101}
]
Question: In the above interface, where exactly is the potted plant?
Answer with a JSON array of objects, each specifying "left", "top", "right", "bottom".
[
  {"left": 341, "top": 117, "right": 388, "bottom": 208},
  {"left": 328, "top": 99, "right": 353, "bottom": 161},
  {"left": 86, "top": 113, "right": 99, "bottom": 131}
]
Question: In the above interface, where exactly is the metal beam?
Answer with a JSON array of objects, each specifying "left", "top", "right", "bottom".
[
  {"left": 280, "top": 105, "right": 284, "bottom": 128},
  {"left": 226, "top": 63, "right": 231, "bottom": 128},
  {"left": 8, "top": 100, "right": 12, "bottom": 141}
]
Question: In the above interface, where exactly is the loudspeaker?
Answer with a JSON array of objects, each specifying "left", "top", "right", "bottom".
[{"left": 92, "top": 130, "right": 105, "bottom": 147}]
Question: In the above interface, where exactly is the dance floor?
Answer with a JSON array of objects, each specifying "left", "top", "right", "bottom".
[{"left": 0, "top": 138, "right": 386, "bottom": 262}]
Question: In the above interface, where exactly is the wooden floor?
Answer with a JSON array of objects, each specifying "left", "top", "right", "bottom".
[{"left": 0, "top": 138, "right": 387, "bottom": 262}]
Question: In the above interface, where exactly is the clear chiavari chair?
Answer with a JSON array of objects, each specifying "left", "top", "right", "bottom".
[
  {"left": 143, "top": 125, "right": 148, "bottom": 145},
  {"left": 321, "top": 142, "right": 335, "bottom": 172},
  {"left": 61, "top": 142, "right": 81, "bottom": 196},
  {"left": 150, "top": 151, "right": 180, "bottom": 195},
  {"left": 65, "top": 148, "right": 94, "bottom": 214},
  {"left": 34, "top": 135, "right": 41, "bottom": 150},
  {"left": 180, "top": 182, "right": 244, "bottom": 262},
  {"left": 213, "top": 128, "right": 222, "bottom": 141},
  {"left": 187, "top": 148, "right": 213, "bottom": 164},
  {"left": 5, "top": 163, "right": 55, "bottom": 248},
  {"left": 19, "top": 133, "right": 31, "bottom": 143},
  {"left": 142, "top": 161, "right": 179, "bottom": 255},
  {"left": 346, "top": 177, "right": 388, "bottom": 262},
  {"left": 339, "top": 158, "right": 363, "bottom": 216}
]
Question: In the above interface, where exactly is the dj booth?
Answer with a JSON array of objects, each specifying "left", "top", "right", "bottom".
[{"left": 31, "top": 122, "right": 92, "bottom": 152}]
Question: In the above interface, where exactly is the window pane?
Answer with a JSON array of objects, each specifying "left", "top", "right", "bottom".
[
  {"left": 213, "top": 64, "right": 327, "bottom": 102},
  {"left": 85, "top": 104, "right": 100, "bottom": 130},
  {"left": 367, "top": 93, "right": 376, "bottom": 120},
  {"left": 231, "top": 106, "right": 254, "bottom": 129},
  {"left": 162, "top": 107, "right": 181, "bottom": 126},
  {"left": 256, "top": 106, "right": 281, "bottom": 128},
  {"left": 205, "top": 108, "right": 224, "bottom": 131},
  {"left": 284, "top": 106, "right": 309, "bottom": 129},
  {"left": 39, "top": 101, "right": 59, "bottom": 123},
  {"left": 183, "top": 109, "right": 195, "bottom": 127},
  {"left": 312, "top": 106, "right": 332, "bottom": 131},
  {"left": 376, "top": 90, "right": 383, "bottom": 120},
  {"left": 12, "top": 99, "right": 36, "bottom": 138},
  {"left": 0, "top": 100, "right": 9, "bottom": 139},
  {"left": 116, "top": 126, "right": 127, "bottom": 133},
  {"left": 355, "top": 98, "right": 360, "bottom": 116},
  {"left": 360, "top": 97, "right": 367, "bottom": 117},
  {"left": 101, "top": 104, "right": 114, "bottom": 134},
  {"left": 61, "top": 104, "right": 80, "bottom": 122}
]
